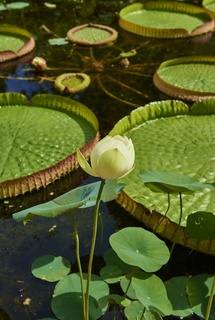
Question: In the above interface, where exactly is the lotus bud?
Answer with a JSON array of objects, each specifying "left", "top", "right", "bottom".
[
  {"left": 119, "top": 58, "right": 130, "bottom": 68},
  {"left": 77, "top": 135, "right": 135, "bottom": 180},
  {"left": 32, "top": 56, "right": 47, "bottom": 71}
]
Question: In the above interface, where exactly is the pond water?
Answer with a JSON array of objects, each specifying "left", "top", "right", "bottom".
[{"left": 0, "top": 0, "right": 215, "bottom": 319}]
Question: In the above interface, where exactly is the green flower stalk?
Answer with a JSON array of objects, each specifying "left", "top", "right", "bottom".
[{"left": 77, "top": 135, "right": 135, "bottom": 320}]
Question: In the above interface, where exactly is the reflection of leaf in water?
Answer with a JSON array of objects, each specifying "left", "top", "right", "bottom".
[{"left": 1, "top": 37, "right": 161, "bottom": 107}]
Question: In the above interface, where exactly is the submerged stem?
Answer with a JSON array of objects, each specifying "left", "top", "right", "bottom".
[
  {"left": 71, "top": 213, "right": 85, "bottom": 319},
  {"left": 170, "top": 192, "right": 183, "bottom": 256},
  {"left": 98, "top": 211, "right": 104, "bottom": 256},
  {"left": 205, "top": 273, "right": 215, "bottom": 320},
  {"left": 153, "top": 193, "right": 171, "bottom": 233},
  {"left": 85, "top": 179, "right": 106, "bottom": 320}
]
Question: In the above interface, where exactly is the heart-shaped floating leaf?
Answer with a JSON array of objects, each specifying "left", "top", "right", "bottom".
[
  {"left": 109, "top": 227, "right": 170, "bottom": 272},
  {"left": 13, "top": 179, "right": 125, "bottom": 222},
  {"left": 31, "top": 255, "right": 71, "bottom": 282},
  {"left": 186, "top": 211, "right": 215, "bottom": 240},
  {"left": 139, "top": 169, "right": 214, "bottom": 194}
]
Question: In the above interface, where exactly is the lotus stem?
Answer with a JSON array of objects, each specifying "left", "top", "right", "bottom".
[
  {"left": 205, "top": 273, "right": 215, "bottom": 320},
  {"left": 71, "top": 212, "right": 86, "bottom": 319},
  {"left": 85, "top": 178, "right": 106, "bottom": 320}
]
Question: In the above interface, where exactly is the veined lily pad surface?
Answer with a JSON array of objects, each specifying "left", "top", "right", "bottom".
[
  {"left": 0, "top": 93, "right": 99, "bottom": 199},
  {"left": 153, "top": 56, "right": 215, "bottom": 101},
  {"left": 119, "top": 1, "right": 214, "bottom": 38},
  {"left": 67, "top": 23, "right": 118, "bottom": 46},
  {"left": 0, "top": 24, "right": 35, "bottom": 62},
  {"left": 55, "top": 73, "right": 91, "bottom": 94},
  {"left": 109, "top": 98, "right": 215, "bottom": 255}
]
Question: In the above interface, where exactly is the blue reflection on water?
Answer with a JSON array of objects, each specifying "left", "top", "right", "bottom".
[{"left": 4, "top": 65, "right": 54, "bottom": 99}]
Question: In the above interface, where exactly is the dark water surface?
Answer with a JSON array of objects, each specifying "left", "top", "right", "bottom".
[{"left": 0, "top": 0, "right": 215, "bottom": 319}]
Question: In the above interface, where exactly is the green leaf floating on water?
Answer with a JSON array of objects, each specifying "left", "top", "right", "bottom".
[
  {"left": 109, "top": 98, "right": 215, "bottom": 255},
  {"left": 0, "top": 92, "right": 99, "bottom": 199},
  {"left": 0, "top": 24, "right": 35, "bottom": 62},
  {"left": 119, "top": 1, "right": 214, "bottom": 38},
  {"left": 31, "top": 254, "right": 71, "bottom": 282},
  {"left": 55, "top": 73, "right": 91, "bottom": 94},
  {"left": 203, "top": 0, "right": 215, "bottom": 16},
  {"left": 153, "top": 56, "right": 215, "bottom": 101},
  {"left": 67, "top": 23, "right": 118, "bottom": 46}
]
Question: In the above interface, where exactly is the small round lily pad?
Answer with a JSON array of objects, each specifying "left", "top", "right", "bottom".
[
  {"left": 67, "top": 23, "right": 118, "bottom": 46},
  {"left": 153, "top": 56, "right": 215, "bottom": 101},
  {"left": 119, "top": 2, "right": 214, "bottom": 38},
  {"left": 0, "top": 93, "right": 99, "bottom": 199},
  {"left": 109, "top": 98, "right": 215, "bottom": 255},
  {"left": 0, "top": 24, "right": 35, "bottom": 62},
  {"left": 55, "top": 73, "right": 91, "bottom": 94}
]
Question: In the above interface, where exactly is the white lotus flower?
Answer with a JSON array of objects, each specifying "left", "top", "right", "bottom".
[{"left": 77, "top": 135, "right": 135, "bottom": 180}]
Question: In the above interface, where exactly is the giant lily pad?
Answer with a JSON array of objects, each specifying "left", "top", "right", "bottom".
[
  {"left": 55, "top": 73, "right": 91, "bottom": 94},
  {"left": 0, "top": 93, "right": 99, "bottom": 199},
  {"left": 119, "top": 2, "right": 214, "bottom": 38},
  {"left": 153, "top": 56, "right": 215, "bottom": 101},
  {"left": 67, "top": 23, "right": 118, "bottom": 46},
  {"left": 203, "top": 0, "right": 215, "bottom": 17},
  {"left": 0, "top": 24, "right": 35, "bottom": 62},
  {"left": 109, "top": 98, "right": 215, "bottom": 255}
]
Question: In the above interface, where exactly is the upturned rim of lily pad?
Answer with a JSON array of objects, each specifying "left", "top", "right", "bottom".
[
  {"left": 119, "top": 1, "right": 215, "bottom": 39},
  {"left": 202, "top": 0, "right": 215, "bottom": 17},
  {"left": 0, "top": 93, "right": 99, "bottom": 199},
  {"left": 109, "top": 98, "right": 215, "bottom": 256},
  {"left": 153, "top": 56, "right": 215, "bottom": 101},
  {"left": 0, "top": 24, "right": 35, "bottom": 63},
  {"left": 55, "top": 73, "right": 91, "bottom": 94},
  {"left": 67, "top": 23, "right": 118, "bottom": 46}
]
